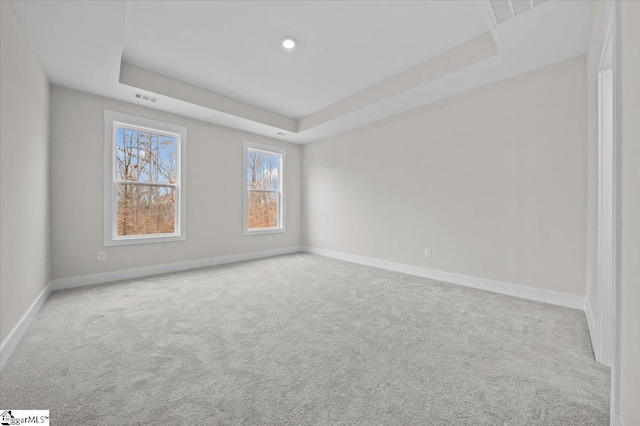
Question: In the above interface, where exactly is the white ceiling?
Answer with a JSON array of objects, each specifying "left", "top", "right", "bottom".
[
  {"left": 15, "top": 0, "right": 593, "bottom": 144},
  {"left": 123, "top": 1, "right": 489, "bottom": 119}
]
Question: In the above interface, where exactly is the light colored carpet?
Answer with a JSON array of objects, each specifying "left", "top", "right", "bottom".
[{"left": 0, "top": 253, "right": 609, "bottom": 425}]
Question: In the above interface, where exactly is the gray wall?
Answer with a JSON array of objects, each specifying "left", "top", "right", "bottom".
[
  {"left": 50, "top": 86, "right": 302, "bottom": 281},
  {"left": 303, "top": 56, "right": 588, "bottom": 297},
  {"left": 0, "top": 1, "right": 51, "bottom": 344},
  {"left": 619, "top": 1, "right": 640, "bottom": 423}
]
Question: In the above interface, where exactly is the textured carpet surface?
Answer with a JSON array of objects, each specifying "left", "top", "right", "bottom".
[{"left": 1, "top": 253, "right": 609, "bottom": 425}]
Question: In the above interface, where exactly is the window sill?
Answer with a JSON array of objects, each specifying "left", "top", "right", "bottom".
[
  {"left": 244, "top": 228, "right": 286, "bottom": 236},
  {"left": 104, "top": 234, "right": 186, "bottom": 246}
]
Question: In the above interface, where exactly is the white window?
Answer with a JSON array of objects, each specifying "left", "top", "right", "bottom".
[
  {"left": 243, "top": 141, "right": 285, "bottom": 235},
  {"left": 104, "top": 110, "right": 187, "bottom": 246}
]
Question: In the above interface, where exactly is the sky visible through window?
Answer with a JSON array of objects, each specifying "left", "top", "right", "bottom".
[
  {"left": 116, "top": 127, "right": 176, "bottom": 183},
  {"left": 247, "top": 149, "right": 280, "bottom": 229},
  {"left": 115, "top": 126, "right": 177, "bottom": 236}
]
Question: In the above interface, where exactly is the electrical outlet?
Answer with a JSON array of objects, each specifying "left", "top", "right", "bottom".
[
  {"left": 267, "top": 236, "right": 272, "bottom": 243},
  {"left": 424, "top": 248, "right": 432, "bottom": 258},
  {"left": 320, "top": 235, "right": 324, "bottom": 242},
  {"left": 97, "top": 251, "right": 106, "bottom": 262}
]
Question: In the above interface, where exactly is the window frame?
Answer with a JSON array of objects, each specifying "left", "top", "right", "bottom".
[
  {"left": 104, "top": 110, "right": 187, "bottom": 246},
  {"left": 243, "top": 140, "right": 286, "bottom": 236}
]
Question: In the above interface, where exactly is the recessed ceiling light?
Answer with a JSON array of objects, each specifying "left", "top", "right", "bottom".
[{"left": 281, "top": 36, "right": 296, "bottom": 50}]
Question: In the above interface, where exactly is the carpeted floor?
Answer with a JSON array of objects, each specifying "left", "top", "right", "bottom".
[{"left": 0, "top": 253, "right": 609, "bottom": 425}]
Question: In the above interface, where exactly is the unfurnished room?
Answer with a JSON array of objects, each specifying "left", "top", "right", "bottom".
[{"left": 0, "top": 1, "right": 638, "bottom": 425}]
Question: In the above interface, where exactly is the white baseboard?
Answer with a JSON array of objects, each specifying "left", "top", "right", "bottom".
[
  {"left": 584, "top": 298, "right": 599, "bottom": 359},
  {"left": 612, "top": 413, "right": 624, "bottom": 426},
  {"left": 303, "top": 246, "right": 585, "bottom": 310},
  {"left": 2, "top": 246, "right": 586, "bottom": 371},
  {"left": 1, "top": 247, "right": 303, "bottom": 370},
  {"left": 0, "top": 283, "right": 51, "bottom": 370},
  {"left": 50, "top": 246, "right": 304, "bottom": 291}
]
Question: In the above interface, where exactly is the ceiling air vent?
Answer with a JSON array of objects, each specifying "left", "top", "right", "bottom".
[
  {"left": 134, "top": 92, "right": 158, "bottom": 103},
  {"left": 484, "top": 0, "right": 548, "bottom": 27}
]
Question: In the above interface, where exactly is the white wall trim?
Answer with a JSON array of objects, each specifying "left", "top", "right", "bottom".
[
  {"left": 50, "top": 246, "right": 304, "bottom": 291},
  {"left": 2, "top": 246, "right": 588, "bottom": 371},
  {"left": 242, "top": 140, "right": 287, "bottom": 236},
  {"left": 2, "top": 247, "right": 303, "bottom": 370},
  {"left": 103, "top": 110, "right": 188, "bottom": 247},
  {"left": 584, "top": 298, "right": 599, "bottom": 357},
  {"left": 612, "top": 413, "right": 624, "bottom": 426},
  {"left": 594, "top": 5, "right": 617, "bottom": 368},
  {"left": 0, "top": 283, "right": 52, "bottom": 370},
  {"left": 304, "top": 246, "right": 585, "bottom": 310}
]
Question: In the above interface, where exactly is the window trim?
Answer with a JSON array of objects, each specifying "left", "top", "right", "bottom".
[
  {"left": 243, "top": 140, "right": 286, "bottom": 236},
  {"left": 104, "top": 110, "right": 187, "bottom": 246}
]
